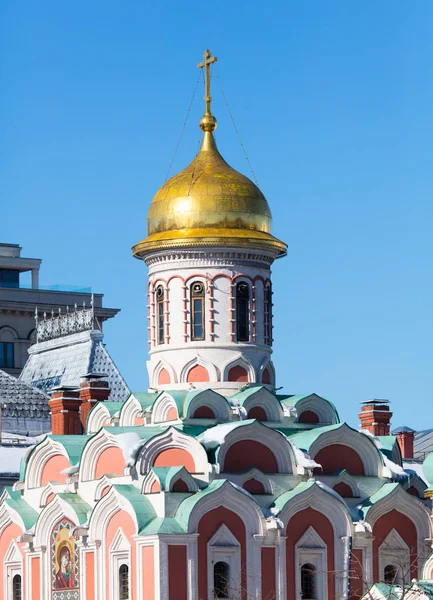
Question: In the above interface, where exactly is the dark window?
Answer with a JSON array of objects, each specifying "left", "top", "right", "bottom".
[
  {"left": 0, "top": 269, "right": 19, "bottom": 288},
  {"left": 384, "top": 564, "right": 397, "bottom": 584},
  {"left": 0, "top": 342, "right": 14, "bottom": 368},
  {"left": 301, "top": 563, "right": 316, "bottom": 599},
  {"left": 12, "top": 574, "right": 22, "bottom": 600},
  {"left": 264, "top": 285, "right": 272, "bottom": 345},
  {"left": 191, "top": 281, "right": 205, "bottom": 340},
  {"left": 119, "top": 564, "right": 129, "bottom": 600},
  {"left": 156, "top": 285, "right": 165, "bottom": 345},
  {"left": 236, "top": 282, "right": 249, "bottom": 342},
  {"left": 214, "top": 561, "right": 230, "bottom": 598}
]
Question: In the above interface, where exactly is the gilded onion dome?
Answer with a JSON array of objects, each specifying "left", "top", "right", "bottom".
[{"left": 132, "top": 51, "right": 287, "bottom": 259}]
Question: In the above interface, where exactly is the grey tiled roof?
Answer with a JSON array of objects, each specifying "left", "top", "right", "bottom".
[
  {"left": 0, "top": 369, "right": 51, "bottom": 436},
  {"left": 0, "top": 369, "right": 50, "bottom": 419},
  {"left": 20, "top": 329, "right": 130, "bottom": 402}
]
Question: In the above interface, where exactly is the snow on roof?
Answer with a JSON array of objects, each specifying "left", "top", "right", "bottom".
[
  {"left": 20, "top": 329, "right": 130, "bottom": 402},
  {"left": 0, "top": 445, "right": 32, "bottom": 475}
]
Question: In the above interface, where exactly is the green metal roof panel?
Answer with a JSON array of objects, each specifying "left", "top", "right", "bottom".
[
  {"left": 277, "top": 393, "right": 340, "bottom": 422},
  {"left": 273, "top": 482, "right": 315, "bottom": 511},
  {"left": 130, "top": 392, "right": 160, "bottom": 409},
  {"left": 176, "top": 479, "right": 227, "bottom": 528},
  {"left": 285, "top": 424, "right": 343, "bottom": 451},
  {"left": 151, "top": 466, "right": 184, "bottom": 491},
  {"left": 5, "top": 496, "right": 38, "bottom": 530},
  {"left": 228, "top": 386, "right": 267, "bottom": 404},
  {"left": 139, "top": 516, "right": 185, "bottom": 535},
  {"left": 358, "top": 483, "right": 399, "bottom": 519},
  {"left": 423, "top": 453, "right": 433, "bottom": 487},
  {"left": 112, "top": 484, "right": 156, "bottom": 531},
  {"left": 57, "top": 493, "right": 92, "bottom": 525}
]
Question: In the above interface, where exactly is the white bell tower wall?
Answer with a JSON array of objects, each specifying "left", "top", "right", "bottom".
[{"left": 143, "top": 246, "right": 278, "bottom": 395}]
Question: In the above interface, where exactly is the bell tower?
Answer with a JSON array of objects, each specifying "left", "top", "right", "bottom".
[{"left": 133, "top": 50, "right": 287, "bottom": 395}]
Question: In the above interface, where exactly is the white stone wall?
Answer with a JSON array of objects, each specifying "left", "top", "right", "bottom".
[{"left": 142, "top": 247, "right": 279, "bottom": 394}]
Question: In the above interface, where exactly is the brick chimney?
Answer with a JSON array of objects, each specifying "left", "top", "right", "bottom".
[
  {"left": 49, "top": 387, "right": 82, "bottom": 435},
  {"left": 359, "top": 399, "right": 392, "bottom": 436},
  {"left": 79, "top": 373, "right": 110, "bottom": 431},
  {"left": 392, "top": 426, "right": 415, "bottom": 459}
]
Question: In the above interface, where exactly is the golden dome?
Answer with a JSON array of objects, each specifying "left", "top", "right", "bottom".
[{"left": 132, "top": 50, "right": 287, "bottom": 259}]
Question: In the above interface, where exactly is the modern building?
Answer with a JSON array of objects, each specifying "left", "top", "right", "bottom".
[
  {"left": 0, "top": 243, "right": 119, "bottom": 377},
  {"left": 1, "top": 51, "right": 432, "bottom": 600}
]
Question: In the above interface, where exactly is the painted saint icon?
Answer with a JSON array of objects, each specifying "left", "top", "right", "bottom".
[{"left": 55, "top": 544, "right": 72, "bottom": 589}]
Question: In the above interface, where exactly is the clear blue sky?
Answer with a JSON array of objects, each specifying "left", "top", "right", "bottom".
[{"left": 1, "top": 2, "right": 432, "bottom": 430}]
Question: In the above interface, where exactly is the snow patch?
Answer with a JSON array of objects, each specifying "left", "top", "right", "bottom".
[
  {"left": 292, "top": 444, "right": 321, "bottom": 470},
  {"left": 197, "top": 422, "right": 241, "bottom": 450},
  {"left": 383, "top": 455, "right": 408, "bottom": 478},
  {"left": 61, "top": 465, "right": 79, "bottom": 475},
  {"left": 116, "top": 432, "right": 146, "bottom": 467},
  {"left": 316, "top": 480, "right": 348, "bottom": 505}
]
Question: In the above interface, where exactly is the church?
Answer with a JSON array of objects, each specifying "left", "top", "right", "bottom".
[{"left": 1, "top": 50, "right": 432, "bottom": 600}]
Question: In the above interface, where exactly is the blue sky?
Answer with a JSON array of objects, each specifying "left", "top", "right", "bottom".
[{"left": 1, "top": 2, "right": 432, "bottom": 430}]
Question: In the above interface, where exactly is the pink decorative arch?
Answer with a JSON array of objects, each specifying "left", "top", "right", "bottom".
[
  {"left": 193, "top": 406, "right": 215, "bottom": 419},
  {"left": 333, "top": 482, "right": 353, "bottom": 498},
  {"left": 262, "top": 368, "right": 270, "bottom": 384},
  {"left": 228, "top": 366, "right": 249, "bottom": 383},
  {"left": 247, "top": 406, "right": 267, "bottom": 421},
  {"left": 158, "top": 368, "right": 171, "bottom": 385},
  {"left": 187, "top": 364, "right": 210, "bottom": 383},
  {"left": 154, "top": 448, "right": 196, "bottom": 472},
  {"left": 298, "top": 410, "right": 319, "bottom": 424},
  {"left": 243, "top": 478, "right": 265, "bottom": 494},
  {"left": 172, "top": 479, "right": 189, "bottom": 493},
  {"left": 313, "top": 444, "right": 364, "bottom": 476},
  {"left": 41, "top": 455, "right": 69, "bottom": 487},
  {"left": 95, "top": 446, "right": 126, "bottom": 479},
  {"left": 224, "top": 440, "right": 278, "bottom": 473}
]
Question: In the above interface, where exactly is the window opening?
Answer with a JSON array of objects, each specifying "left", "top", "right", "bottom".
[
  {"left": 0, "top": 341, "right": 14, "bottom": 368},
  {"left": 191, "top": 281, "right": 205, "bottom": 340},
  {"left": 119, "top": 563, "right": 129, "bottom": 600},
  {"left": 214, "top": 561, "right": 230, "bottom": 598},
  {"left": 301, "top": 563, "right": 316, "bottom": 599},
  {"left": 384, "top": 564, "right": 397, "bottom": 585},
  {"left": 156, "top": 286, "right": 165, "bottom": 345},
  {"left": 12, "top": 574, "right": 22, "bottom": 600},
  {"left": 264, "top": 285, "right": 272, "bottom": 345},
  {"left": 236, "top": 282, "right": 249, "bottom": 342}
]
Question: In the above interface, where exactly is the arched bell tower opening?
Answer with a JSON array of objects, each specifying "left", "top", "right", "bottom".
[{"left": 132, "top": 50, "right": 287, "bottom": 395}]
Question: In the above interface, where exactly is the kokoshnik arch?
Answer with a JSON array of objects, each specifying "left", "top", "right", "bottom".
[{"left": 1, "top": 50, "right": 432, "bottom": 600}]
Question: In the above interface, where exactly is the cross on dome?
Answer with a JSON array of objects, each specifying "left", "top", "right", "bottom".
[{"left": 197, "top": 49, "right": 218, "bottom": 132}]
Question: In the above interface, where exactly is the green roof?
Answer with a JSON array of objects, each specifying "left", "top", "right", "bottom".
[
  {"left": 112, "top": 485, "right": 156, "bottom": 531},
  {"left": 57, "top": 493, "right": 92, "bottom": 525},
  {"left": 284, "top": 423, "right": 343, "bottom": 451},
  {"left": 20, "top": 434, "right": 91, "bottom": 480},
  {"left": 376, "top": 435, "right": 400, "bottom": 461},
  {"left": 130, "top": 392, "right": 160, "bottom": 409},
  {"left": 273, "top": 482, "right": 315, "bottom": 511},
  {"left": 4, "top": 489, "right": 38, "bottom": 530},
  {"left": 139, "top": 517, "right": 185, "bottom": 535},
  {"left": 358, "top": 483, "right": 399, "bottom": 519},
  {"left": 151, "top": 466, "right": 185, "bottom": 491},
  {"left": 228, "top": 386, "right": 269, "bottom": 404},
  {"left": 424, "top": 453, "right": 433, "bottom": 487},
  {"left": 277, "top": 393, "right": 340, "bottom": 422}
]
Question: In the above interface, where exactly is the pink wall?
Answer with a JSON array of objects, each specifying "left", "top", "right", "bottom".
[
  {"left": 142, "top": 546, "right": 155, "bottom": 600},
  {"left": 154, "top": 448, "right": 196, "bottom": 472},
  {"left": 106, "top": 510, "right": 137, "bottom": 599},
  {"left": 224, "top": 440, "right": 278, "bottom": 473},
  {"left": 85, "top": 552, "right": 95, "bottom": 600},
  {"left": 31, "top": 556, "right": 41, "bottom": 600},
  {"left": 313, "top": 444, "right": 365, "bottom": 476},
  {"left": 95, "top": 446, "right": 126, "bottom": 479},
  {"left": 197, "top": 507, "right": 247, "bottom": 600},
  {"left": 286, "top": 508, "right": 335, "bottom": 599},
  {"left": 261, "top": 547, "right": 276, "bottom": 599},
  {"left": 40, "top": 454, "right": 69, "bottom": 487},
  {"left": 187, "top": 364, "right": 210, "bottom": 382},
  {"left": 168, "top": 545, "right": 187, "bottom": 600},
  {"left": 0, "top": 523, "right": 25, "bottom": 597},
  {"left": 372, "top": 510, "right": 417, "bottom": 581},
  {"left": 158, "top": 368, "right": 171, "bottom": 385}
]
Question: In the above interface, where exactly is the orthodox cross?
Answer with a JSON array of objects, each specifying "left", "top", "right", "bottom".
[{"left": 197, "top": 49, "right": 218, "bottom": 115}]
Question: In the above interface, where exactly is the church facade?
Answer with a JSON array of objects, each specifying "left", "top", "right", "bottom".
[{"left": 1, "top": 51, "right": 432, "bottom": 600}]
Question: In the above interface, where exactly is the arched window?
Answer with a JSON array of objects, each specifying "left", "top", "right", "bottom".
[
  {"left": 214, "top": 561, "right": 230, "bottom": 598},
  {"left": 384, "top": 564, "right": 397, "bottom": 584},
  {"left": 119, "top": 564, "right": 129, "bottom": 600},
  {"left": 0, "top": 341, "right": 14, "bottom": 367},
  {"left": 156, "top": 285, "right": 165, "bottom": 345},
  {"left": 12, "top": 574, "right": 22, "bottom": 600},
  {"left": 236, "top": 282, "right": 249, "bottom": 342},
  {"left": 301, "top": 563, "right": 316, "bottom": 599},
  {"left": 191, "top": 281, "right": 205, "bottom": 340},
  {"left": 264, "top": 285, "right": 272, "bottom": 345}
]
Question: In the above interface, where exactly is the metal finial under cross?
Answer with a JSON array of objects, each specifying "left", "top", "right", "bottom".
[{"left": 197, "top": 49, "right": 218, "bottom": 116}]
